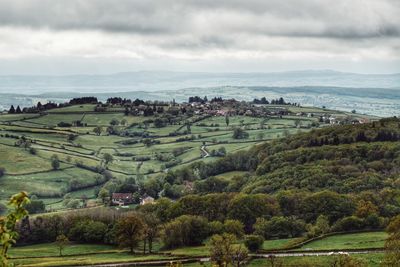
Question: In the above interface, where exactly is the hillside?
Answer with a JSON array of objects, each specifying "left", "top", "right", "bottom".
[
  {"left": 169, "top": 117, "right": 400, "bottom": 197},
  {"left": 2, "top": 97, "right": 370, "bottom": 212}
]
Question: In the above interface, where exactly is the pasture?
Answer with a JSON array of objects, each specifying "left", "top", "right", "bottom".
[{"left": 0, "top": 103, "right": 373, "bottom": 211}]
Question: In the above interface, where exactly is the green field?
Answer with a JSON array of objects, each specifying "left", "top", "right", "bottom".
[
  {"left": 0, "top": 103, "right": 375, "bottom": 211},
  {"left": 8, "top": 239, "right": 386, "bottom": 267},
  {"left": 297, "top": 232, "right": 388, "bottom": 251}
]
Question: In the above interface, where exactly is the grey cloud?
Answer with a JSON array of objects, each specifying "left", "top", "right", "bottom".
[{"left": 0, "top": 0, "right": 399, "bottom": 39}]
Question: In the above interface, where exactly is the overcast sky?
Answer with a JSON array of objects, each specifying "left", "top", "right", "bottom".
[{"left": 0, "top": 0, "right": 399, "bottom": 75}]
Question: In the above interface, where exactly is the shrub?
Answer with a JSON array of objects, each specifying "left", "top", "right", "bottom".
[
  {"left": 0, "top": 167, "right": 5, "bottom": 177},
  {"left": 244, "top": 235, "right": 264, "bottom": 252},
  {"left": 25, "top": 200, "right": 45, "bottom": 214},
  {"left": 29, "top": 147, "right": 37, "bottom": 155},
  {"left": 232, "top": 128, "right": 249, "bottom": 139},
  {"left": 254, "top": 217, "right": 306, "bottom": 239},
  {"left": 332, "top": 216, "right": 365, "bottom": 232}
]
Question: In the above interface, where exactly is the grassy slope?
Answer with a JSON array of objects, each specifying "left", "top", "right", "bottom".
[
  {"left": 298, "top": 232, "right": 388, "bottom": 251},
  {"left": 0, "top": 104, "right": 374, "bottom": 210}
]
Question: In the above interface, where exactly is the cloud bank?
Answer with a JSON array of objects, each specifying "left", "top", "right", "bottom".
[{"left": 0, "top": 0, "right": 398, "bottom": 73}]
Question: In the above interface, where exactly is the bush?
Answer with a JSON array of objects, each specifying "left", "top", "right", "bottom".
[
  {"left": 58, "top": 122, "right": 72, "bottom": 127},
  {"left": 29, "top": 147, "right": 37, "bottom": 155},
  {"left": 25, "top": 200, "right": 45, "bottom": 214},
  {"left": 66, "top": 199, "right": 81, "bottom": 209},
  {"left": 0, "top": 167, "right": 5, "bottom": 177},
  {"left": 332, "top": 216, "right": 365, "bottom": 232},
  {"left": 51, "top": 155, "right": 60, "bottom": 170},
  {"left": 254, "top": 217, "right": 306, "bottom": 239},
  {"left": 244, "top": 235, "right": 264, "bottom": 252},
  {"left": 232, "top": 128, "right": 249, "bottom": 139}
]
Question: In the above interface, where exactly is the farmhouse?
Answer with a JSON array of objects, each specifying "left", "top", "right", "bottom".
[{"left": 112, "top": 193, "right": 134, "bottom": 206}]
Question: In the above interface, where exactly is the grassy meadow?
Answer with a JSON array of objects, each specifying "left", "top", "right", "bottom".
[{"left": 0, "top": 103, "right": 360, "bottom": 210}]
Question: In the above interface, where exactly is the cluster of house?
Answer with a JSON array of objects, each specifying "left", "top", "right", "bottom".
[
  {"left": 111, "top": 193, "right": 155, "bottom": 206},
  {"left": 187, "top": 99, "right": 290, "bottom": 118},
  {"left": 319, "top": 115, "right": 370, "bottom": 125}
]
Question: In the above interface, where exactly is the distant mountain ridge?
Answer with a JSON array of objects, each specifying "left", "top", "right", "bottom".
[
  {"left": 0, "top": 70, "right": 399, "bottom": 94},
  {"left": 0, "top": 85, "right": 399, "bottom": 117}
]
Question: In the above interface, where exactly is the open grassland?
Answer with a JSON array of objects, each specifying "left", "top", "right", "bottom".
[
  {"left": 262, "top": 238, "right": 301, "bottom": 250},
  {"left": 296, "top": 232, "right": 388, "bottom": 251},
  {"left": 6, "top": 231, "right": 387, "bottom": 266},
  {"left": 184, "top": 253, "right": 384, "bottom": 267}
]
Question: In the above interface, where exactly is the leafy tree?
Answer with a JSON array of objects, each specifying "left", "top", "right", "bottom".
[
  {"left": 93, "top": 126, "right": 103, "bottom": 136},
  {"left": 209, "top": 233, "right": 248, "bottom": 267},
  {"left": 209, "top": 221, "right": 224, "bottom": 235},
  {"left": 0, "top": 192, "right": 30, "bottom": 266},
  {"left": 103, "top": 153, "right": 113, "bottom": 166},
  {"left": 244, "top": 235, "right": 264, "bottom": 252},
  {"left": 301, "top": 191, "right": 355, "bottom": 223},
  {"left": 331, "top": 216, "right": 364, "bottom": 232},
  {"left": 223, "top": 220, "right": 245, "bottom": 238},
  {"left": 98, "top": 188, "right": 110, "bottom": 204},
  {"left": 69, "top": 219, "right": 108, "bottom": 243},
  {"left": 382, "top": 215, "right": 400, "bottom": 266},
  {"left": 66, "top": 199, "right": 80, "bottom": 209},
  {"left": 232, "top": 128, "right": 249, "bottom": 139},
  {"left": 355, "top": 200, "right": 378, "bottom": 218},
  {"left": 162, "top": 215, "right": 209, "bottom": 248},
  {"left": 51, "top": 155, "right": 60, "bottom": 170},
  {"left": 0, "top": 167, "right": 5, "bottom": 178},
  {"left": 228, "top": 194, "right": 280, "bottom": 232},
  {"left": 142, "top": 138, "right": 153, "bottom": 147},
  {"left": 56, "top": 234, "right": 69, "bottom": 256},
  {"left": 25, "top": 200, "right": 45, "bottom": 214},
  {"left": 231, "top": 245, "right": 248, "bottom": 267},
  {"left": 142, "top": 213, "right": 160, "bottom": 253},
  {"left": 225, "top": 115, "right": 230, "bottom": 127},
  {"left": 254, "top": 216, "right": 306, "bottom": 239},
  {"left": 308, "top": 215, "right": 330, "bottom": 237},
  {"left": 329, "top": 255, "right": 366, "bottom": 267},
  {"left": 115, "top": 213, "right": 146, "bottom": 253},
  {"left": 209, "top": 233, "right": 236, "bottom": 267},
  {"left": 110, "top": 118, "right": 120, "bottom": 126},
  {"left": 29, "top": 147, "right": 37, "bottom": 155},
  {"left": 8, "top": 105, "right": 15, "bottom": 114}
]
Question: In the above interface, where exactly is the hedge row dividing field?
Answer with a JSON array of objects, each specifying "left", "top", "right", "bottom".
[{"left": 0, "top": 103, "right": 373, "bottom": 210}]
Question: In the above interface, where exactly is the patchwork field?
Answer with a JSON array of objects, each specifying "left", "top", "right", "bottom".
[{"left": 0, "top": 103, "right": 375, "bottom": 211}]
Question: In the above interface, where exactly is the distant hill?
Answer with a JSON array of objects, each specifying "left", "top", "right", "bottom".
[
  {"left": 1, "top": 84, "right": 399, "bottom": 117},
  {"left": 0, "top": 70, "right": 399, "bottom": 94}
]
